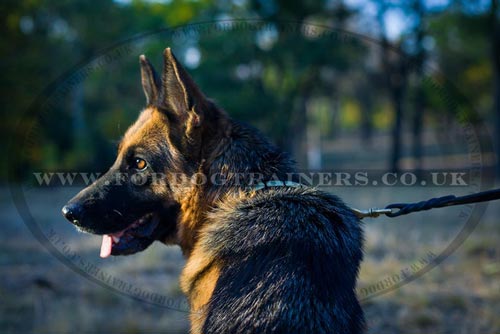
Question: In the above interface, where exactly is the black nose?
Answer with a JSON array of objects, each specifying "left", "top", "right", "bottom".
[{"left": 62, "top": 203, "right": 83, "bottom": 224}]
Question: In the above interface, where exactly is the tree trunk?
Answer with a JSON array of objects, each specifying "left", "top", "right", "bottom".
[
  {"left": 290, "top": 92, "right": 309, "bottom": 169},
  {"left": 359, "top": 87, "right": 374, "bottom": 146},
  {"left": 492, "top": 0, "right": 500, "bottom": 177},
  {"left": 306, "top": 98, "right": 322, "bottom": 169},
  {"left": 384, "top": 50, "right": 407, "bottom": 173},
  {"left": 412, "top": 0, "right": 426, "bottom": 175},
  {"left": 391, "top": 86, "right": 404, "bottom": 173},
  {"left": 72, "top": 82, "right": 85, "bottom": 145},
  {"left": 377, "top": 2, "right": 407, "bottom": 173}
]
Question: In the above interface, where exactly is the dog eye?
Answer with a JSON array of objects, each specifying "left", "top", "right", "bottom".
[{"left": 133, "top": 158, "right": 147, "bottom": 170}]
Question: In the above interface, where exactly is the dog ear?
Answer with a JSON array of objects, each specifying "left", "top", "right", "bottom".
[
  {"left": 139, "top": 55, "right": 161, "bottom": 106},
  {"left": 160, "top": 48, "right": 205, "bottom": 127}
]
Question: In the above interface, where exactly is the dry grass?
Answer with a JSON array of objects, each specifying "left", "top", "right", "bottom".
[{"left": 1, "top": 185, "right": 498, "bottom": 333}]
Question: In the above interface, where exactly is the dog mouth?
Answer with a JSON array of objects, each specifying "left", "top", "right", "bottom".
[{"left": 100, "top": 213, "right": 160, "bottom": 258}]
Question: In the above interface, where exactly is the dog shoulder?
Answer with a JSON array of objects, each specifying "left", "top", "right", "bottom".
[
  {"left": 206, "top": 187, "right": 363, "bottom": 264},
  {"left": 200, "top": 188, "right": 365, "bottom": 334}
]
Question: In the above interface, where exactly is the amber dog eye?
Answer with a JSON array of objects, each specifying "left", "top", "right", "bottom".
[{"left": 134, "top": 158, "right": 147, "bottom": 170}]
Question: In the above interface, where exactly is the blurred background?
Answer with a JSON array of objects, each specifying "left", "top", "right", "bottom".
[{"left": 1, "top": 0, "right": 499, "bottom": 333}]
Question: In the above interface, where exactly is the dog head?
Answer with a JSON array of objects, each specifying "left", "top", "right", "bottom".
[{"left": 62, "top": 48, "right": 218, "bottom": 257}]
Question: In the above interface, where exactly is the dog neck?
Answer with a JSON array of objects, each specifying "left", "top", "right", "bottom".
[{"left": 176, "top": 110, "right": 295, "bottom": 255}]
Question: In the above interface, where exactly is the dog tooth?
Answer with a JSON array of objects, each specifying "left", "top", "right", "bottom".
[{"left": 112, "top": 236, "right": 120, "bottom": 243}]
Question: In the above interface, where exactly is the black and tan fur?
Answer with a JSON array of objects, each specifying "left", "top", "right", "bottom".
[{"left": 63, "top": 48, "right": 364, "bottom": 333}]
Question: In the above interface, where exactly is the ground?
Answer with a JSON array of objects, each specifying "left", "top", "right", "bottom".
[{"left": 0, "top": 185, "right": 499, "bottom": 334}]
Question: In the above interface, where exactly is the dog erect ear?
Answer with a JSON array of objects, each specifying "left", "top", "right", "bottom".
[
  {"left": 160, "top": 48, "right": 205, "bottom": 127},
  {"left": 140, "top": 55, "right": 161, "bottom": 106}
]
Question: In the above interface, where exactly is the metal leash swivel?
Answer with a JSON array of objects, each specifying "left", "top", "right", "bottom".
[{"left": 351, "top": 208, "right": 395, "bottom": 219}]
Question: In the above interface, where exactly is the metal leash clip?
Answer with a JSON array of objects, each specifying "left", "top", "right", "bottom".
[{"left": 351, "top": 207, "right": 394, "bottom": 219}]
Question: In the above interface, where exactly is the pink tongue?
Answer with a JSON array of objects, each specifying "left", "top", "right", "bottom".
[{"left": 100, "top": 235, "right": 113, "bottom": 258}]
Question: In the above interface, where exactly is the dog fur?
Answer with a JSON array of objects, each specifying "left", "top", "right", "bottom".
[{"left": 63, "top": 48, "right": 365, "bottom": 334}]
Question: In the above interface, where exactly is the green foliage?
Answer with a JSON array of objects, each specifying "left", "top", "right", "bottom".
[{"left": 0, "top": 0, "right": 495, "bottom": 180}]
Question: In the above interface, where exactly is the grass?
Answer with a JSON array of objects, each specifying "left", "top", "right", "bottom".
[{"left": 1, "top": 185, "right": 499, "bottom": 333}]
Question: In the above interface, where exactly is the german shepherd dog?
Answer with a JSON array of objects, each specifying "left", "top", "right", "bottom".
[{"left": 62, "top": 48, "right": 364, "bottom": 333}]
